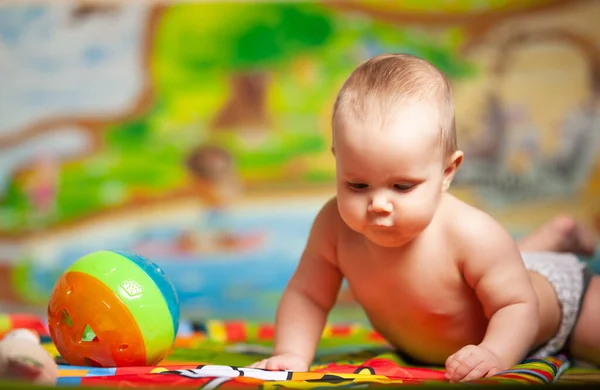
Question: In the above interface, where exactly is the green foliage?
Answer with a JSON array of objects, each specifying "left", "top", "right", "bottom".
[
  {"left": 233, "top": 4, "right": 333, "bottom": 68},
  {"left": 0, "top": 181, "right": 28, "bottom": 230},
  {"left": 154, "top": 3, "right": 334, "bottom": 81},
  {"left": 2, "top": 179, "right": 28, "bottom": 210},
  {"left": 105, "top": 118, "right": 151, "bottom": 148}
]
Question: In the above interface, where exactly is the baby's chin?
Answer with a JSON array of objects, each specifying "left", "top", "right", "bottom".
[{"left": 363, "top": 227, "right": 413, "bottom": 248}]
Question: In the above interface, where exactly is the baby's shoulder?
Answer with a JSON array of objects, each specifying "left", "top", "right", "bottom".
[
  {"left": 308, "top": 196, "right": 344, "bottom": 244},
  {"left": 442, "top": 195, "right": 514, "bottom": 251},
  {"left": 314, "top": 196, "right": 343, "bottom": 229}
]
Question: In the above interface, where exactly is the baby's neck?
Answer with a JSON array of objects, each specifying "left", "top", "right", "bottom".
[{"left": 362, "top": 230, "right": 422, "bottom": 264}]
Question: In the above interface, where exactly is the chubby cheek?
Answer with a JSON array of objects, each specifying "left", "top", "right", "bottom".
[
  {"left": 336, "top": 192, "right": 365, "bottom": 232},
  {"left": 395, "top": 201, "right": 435, "bottom": 233},
  {"left": 392, "top": 189, "right": 440, "bottom": 230}
]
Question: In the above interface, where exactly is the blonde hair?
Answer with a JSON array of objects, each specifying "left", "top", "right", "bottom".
[{"left": 332, "top": 53, "right": 457, "bottom": 157}]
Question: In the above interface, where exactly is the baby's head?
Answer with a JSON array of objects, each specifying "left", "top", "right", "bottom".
[
  {"left": 332, "top": 53, "right": 457, "bottom": 159},
  {"left": 331, "top": 53, "right": 463, "bottom": 247}
]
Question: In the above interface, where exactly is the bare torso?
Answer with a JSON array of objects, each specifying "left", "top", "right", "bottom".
[{"left": 334, "top": 195, "right": 560, "bottom": 365}]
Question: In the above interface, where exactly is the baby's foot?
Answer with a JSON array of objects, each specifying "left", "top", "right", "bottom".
[
  {"left": 0, "top": 329, "right": 58, "bottom": 385},
  {"left": 518, "top": 214, "right": 597, "bottom": 256}
]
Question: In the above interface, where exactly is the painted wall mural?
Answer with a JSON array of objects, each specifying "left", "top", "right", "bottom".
[{"left": 0, "top": 0, "right": 598, "bottom": 321}]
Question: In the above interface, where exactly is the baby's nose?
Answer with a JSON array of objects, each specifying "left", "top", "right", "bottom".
[{"left": 368, "top": 195, "right": 393, "bottom": 213}]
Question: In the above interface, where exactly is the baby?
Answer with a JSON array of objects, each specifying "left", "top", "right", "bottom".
[{"left": 250, "top": 53, "right": 600, "bottom": 382}]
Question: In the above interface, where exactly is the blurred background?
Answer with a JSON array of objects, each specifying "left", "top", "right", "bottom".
[{"left": 0, "top": 0, "right": 599, "bottom": 324}]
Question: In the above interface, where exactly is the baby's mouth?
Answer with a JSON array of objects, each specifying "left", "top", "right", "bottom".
[{"left": 370, "top": 218, "right": 394, "bottom": 228}]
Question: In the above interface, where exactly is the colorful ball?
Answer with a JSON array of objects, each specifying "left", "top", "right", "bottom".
[{"left": 47, "top": 250, "right": 180, "bottom": 367}]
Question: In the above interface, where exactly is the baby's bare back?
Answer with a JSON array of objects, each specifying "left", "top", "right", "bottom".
[{"left": 336, "top": 205, "right": 490, "bottom": 364}]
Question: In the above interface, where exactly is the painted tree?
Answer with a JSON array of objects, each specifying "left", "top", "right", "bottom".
[{"left": 154, "top": 2, "right": 335, "bottom": 133}]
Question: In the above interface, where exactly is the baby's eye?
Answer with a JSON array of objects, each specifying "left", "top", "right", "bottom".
[
  {"left": 348, "top": 182, "right": 368, "bottom": 191},
  {"left": 394, "top": 183, "right": 414, "bottom": 192}
]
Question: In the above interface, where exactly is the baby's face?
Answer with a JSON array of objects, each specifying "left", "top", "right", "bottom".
[{"left": 334, "top": 102, "right": 447, "bottom": 248}]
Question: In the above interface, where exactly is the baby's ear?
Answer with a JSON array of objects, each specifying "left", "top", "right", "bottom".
[
  {"left": 442, "top": 150, "right": 463, "bottom": 191},
  {"left": 330, "top": 145, "right": 335, "bottom": 155}
]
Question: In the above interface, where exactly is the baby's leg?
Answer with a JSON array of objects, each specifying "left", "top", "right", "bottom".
[
  {"left": 568, "top": 276, "right": 600, "bottom": 365},
  {"left": 517, "top": 214, "right": 597, "bottom": 256}
]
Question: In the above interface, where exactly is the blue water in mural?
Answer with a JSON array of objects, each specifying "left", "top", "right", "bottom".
[{"left": 28, "top": 201, "right": 327, "bottom": 321}]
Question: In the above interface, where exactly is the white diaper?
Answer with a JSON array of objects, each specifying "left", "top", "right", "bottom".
[{"left": 521, "top": 251, "right": 592, "bottom": 357}]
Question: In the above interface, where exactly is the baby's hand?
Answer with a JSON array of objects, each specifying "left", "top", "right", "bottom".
[
  {"left": 249, "top": 352, "right": 309, "bottom": 371},
  {"left": 445, "top": 344, "right": 504, "bottom": 383}
]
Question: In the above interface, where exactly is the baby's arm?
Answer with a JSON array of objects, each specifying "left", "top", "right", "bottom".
[
  {"left": 251, "top": 198, "right": 343, "bottom": 371},
  {"left": 446, "top": 214, "right": 539, "bottom": 382}
]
